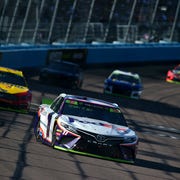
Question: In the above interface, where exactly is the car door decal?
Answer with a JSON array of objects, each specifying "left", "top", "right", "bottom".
[{"left": 47, "top": 112, "right": 55, "bottom": 137}]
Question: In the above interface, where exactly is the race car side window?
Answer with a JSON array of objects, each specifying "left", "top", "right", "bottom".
[{"left": 50, "top": 96, "right": 64, "bottom": 113}]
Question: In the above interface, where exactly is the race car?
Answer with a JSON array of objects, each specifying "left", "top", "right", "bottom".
[
  {"left": 0, "top": 66, "right": 32, "bottom": 113},
  {"left": 34, "top": 93, "right": 139, "bottom": 163},
  {"left": 166, "top": 64, "right": 180, "bottom": 84},
  {"left": 104, "top": 70, "right": 143, "bottom": 99},
  {"left": 39, "top": 60, "right": 83, "bottom": 89}
]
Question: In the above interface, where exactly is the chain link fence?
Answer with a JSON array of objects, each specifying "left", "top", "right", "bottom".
[{"left": 0, "top": 0, "right": 179, "bottom": 44}]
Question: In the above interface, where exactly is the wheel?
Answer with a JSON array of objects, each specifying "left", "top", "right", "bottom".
[
  {"left": 26, "top": 101, "right": 31, "bottom": 113},
  {"left": 104, "top": 85, "right": 113, "bottom": 94},
  {"left": 109, "top": 85, "right": 113, "bottom": 94},
  {"left": 72, "top": 83, "right": 78, "bottom": 89},
  {"left": 51, "top": 124, "right": 58, "bottom": 147},
  {"left": 78, "top": 79, "right": 83, "bottom": 89},
  {"left": 34, "top": 120, "right": 41, "bottom": 142}
]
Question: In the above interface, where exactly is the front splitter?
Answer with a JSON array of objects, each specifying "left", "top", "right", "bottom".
[{"left": 54, "top": 145, "right": 134, "bottom": 164}]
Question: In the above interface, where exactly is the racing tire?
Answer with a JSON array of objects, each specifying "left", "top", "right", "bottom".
[
  {"left": 51, "top": 124, "right": 58, "bottom": 147},
  {"left": 34, "top": 120, "right": 41, "bottom": 142},
  {"left": 109, "top": 85, "right": 113, "bottom": 94},
  {"left": 104, "top": 86, "right": 113, "bottom": 94}
]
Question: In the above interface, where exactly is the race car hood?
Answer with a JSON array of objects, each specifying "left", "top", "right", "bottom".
[
  {"left": 107, "top": 78, "right": 141, "bottom": 90},
  {"left": 60, "top": 115, "right": 135, "bottom": 137},
  {"left": 0, "top": 82, "right": 28, "bottom": 94}
]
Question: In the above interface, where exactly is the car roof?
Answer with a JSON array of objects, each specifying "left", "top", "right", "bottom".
[
  {"left": 60, "top": 93, "right": 119, "bottom": 108},
  {"left": 0, "top": 66, "right": 23, "bottom": 77},
  {"left": 111, "top": 69, "right": 140, "bottom": 78}
]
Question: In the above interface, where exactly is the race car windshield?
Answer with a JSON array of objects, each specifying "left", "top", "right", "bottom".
[
  {"left": 0, "top": 71, "right": 26, "bottom": 87},
  {"left": 62, "top": 99, "right": 127, "bottom": 126},
  {"left": 48, "top": 62, "right": 79, "bottom": 73},
  {"left": 111, "top": 73, "right": 140, "bottom": 84}
]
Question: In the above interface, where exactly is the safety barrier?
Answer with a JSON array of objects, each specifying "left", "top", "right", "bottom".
[{"left": 0, "top": 43, "right": 180, "bottom": 69}]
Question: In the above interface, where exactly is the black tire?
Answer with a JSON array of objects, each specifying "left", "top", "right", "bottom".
[
  {"left": 109, "top": 85, "right": 113, "bottom": 94},
  {"left": 34, "top": 120, "right": 41, "bottom": 142},
  {"left": 26, "top": 102, "right": 31, "bottom": 113},
  {"left": 79, "top": 80, "right": 83, "bottom": 89},
  {"left": 51, "top": 124, "right": 58, "bottom": 147}
]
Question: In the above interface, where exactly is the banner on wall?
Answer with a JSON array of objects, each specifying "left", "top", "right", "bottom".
[{"left": 46, "top": 49, "right": 87, "bottom": 67}]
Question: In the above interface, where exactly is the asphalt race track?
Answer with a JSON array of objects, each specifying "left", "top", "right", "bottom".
[{"left": 0, "top": 63, "right": 180, "bottom": 180}]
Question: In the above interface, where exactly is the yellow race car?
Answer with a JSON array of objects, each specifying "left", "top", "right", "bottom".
[{"left": 0, "top": 66, "right": 32, "bottom": 113}]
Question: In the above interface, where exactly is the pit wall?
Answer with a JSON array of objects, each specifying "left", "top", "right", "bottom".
[{"left": 0, "top": 43, "right": 180, "bottom": 69}]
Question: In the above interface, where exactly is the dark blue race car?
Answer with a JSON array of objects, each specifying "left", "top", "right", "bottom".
[
  {"left": 39, "top": 61, "right": 83, "bottom": 89},
  {"left": 104, "top": 70, "right": 143, "bottom": 99}
]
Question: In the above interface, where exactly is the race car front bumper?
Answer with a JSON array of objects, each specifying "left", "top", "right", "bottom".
[{"left": 55, "top": 124, "right": 138, "bottom": 163}]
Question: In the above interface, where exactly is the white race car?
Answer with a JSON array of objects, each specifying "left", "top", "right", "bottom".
[{"left": 34, "top": 93, "right": 139, "bottom": 163}]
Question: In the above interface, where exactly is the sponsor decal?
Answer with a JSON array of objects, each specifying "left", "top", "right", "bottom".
[{"left": 47, "top": 112, "right": 55, "bottom": 137}]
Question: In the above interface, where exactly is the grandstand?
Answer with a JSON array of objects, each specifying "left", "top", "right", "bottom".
[{"left": 0, "top": 0, "right": 179, "bottom": 44}]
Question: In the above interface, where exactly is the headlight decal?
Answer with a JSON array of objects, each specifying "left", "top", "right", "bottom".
[
  {"left": 63, "top": 137, "right": 81, "bottom": 149},
  {"left": 58, "top": 121, "right": 79, "bottom": 137},
  {"left": 121, "top": 136, "right": 138, "bottom": 146}
]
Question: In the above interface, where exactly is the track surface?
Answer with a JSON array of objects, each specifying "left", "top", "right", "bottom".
[{"left": 0, "top": 63, "right": 180, "bottom": 180}]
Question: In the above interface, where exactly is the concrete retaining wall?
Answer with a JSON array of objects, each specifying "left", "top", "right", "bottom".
[{"left": 0, "top": 43, "right": 179, "bottom": 69}]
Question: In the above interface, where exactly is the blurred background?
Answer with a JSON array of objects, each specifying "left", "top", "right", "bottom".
[{"left": 0, "top": 0, "right": 179, "bottom": 45}]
